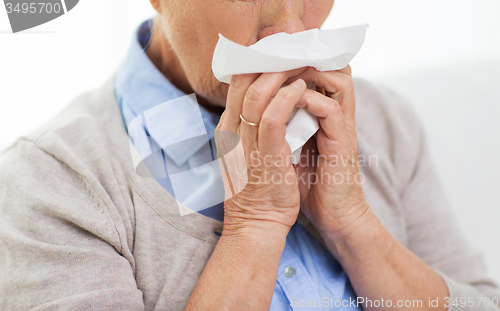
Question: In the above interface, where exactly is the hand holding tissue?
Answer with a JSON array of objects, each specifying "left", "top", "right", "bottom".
[{"left": 212, "top": 25, "right": 368, "bottom": 164}]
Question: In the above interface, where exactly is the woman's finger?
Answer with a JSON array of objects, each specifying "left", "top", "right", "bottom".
[
  {"left": 296, "top": 89, "right": 348, "bottom": 144},
  {"left": 338, "top": 65, "right": 352, "bottom": 77},
  {"left": 222, "top": 73, "right": 260, "bottom": 132},
  {"left": 288, "top": 67, "right": 356, "bottom": 122},
  {"left": 240, "top": 68, "right": 308, "bottom": 124},
  {"left": 258, "top": 79, "right": 307, "bottom": 155},
  {"left": 240, "top": 68, "right": 308, "bottom": 148}
]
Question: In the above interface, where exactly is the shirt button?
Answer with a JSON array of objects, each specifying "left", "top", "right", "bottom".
[{"left": 284, "top": 266, "right": 296, "bottom": 278}]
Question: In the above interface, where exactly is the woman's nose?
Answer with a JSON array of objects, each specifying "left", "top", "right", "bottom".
[{"left": 257, "top": 0, "right": 305, "bottom": 40}]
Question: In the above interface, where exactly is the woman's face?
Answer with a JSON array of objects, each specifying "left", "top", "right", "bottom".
[{"left": 153, "top": 0, "right": 334, "bottom": 106}]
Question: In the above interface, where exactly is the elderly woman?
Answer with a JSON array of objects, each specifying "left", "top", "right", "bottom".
[{"left": 0, "top": 0, "right": 498, "bottom": 310}]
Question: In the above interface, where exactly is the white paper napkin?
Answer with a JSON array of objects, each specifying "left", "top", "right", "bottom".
[{"left": 212, "top": 24, "right": 368, "bottom": 164}]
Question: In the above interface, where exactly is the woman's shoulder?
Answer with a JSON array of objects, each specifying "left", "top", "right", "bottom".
[{"left": 0, "top": 78, "right": 130, "bottom": 252}]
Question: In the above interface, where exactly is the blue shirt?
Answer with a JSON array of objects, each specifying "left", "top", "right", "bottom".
[{"left": 114, "top": 19, "right": 361, "bottom": 311}]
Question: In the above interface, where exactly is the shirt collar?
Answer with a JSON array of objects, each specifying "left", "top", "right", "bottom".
[{"left": 115, "top": 19, "right": 219, "bottom": 167}]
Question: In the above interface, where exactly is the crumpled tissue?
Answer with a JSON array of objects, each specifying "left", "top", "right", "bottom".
[{"left": 212, "top": 24, "right": 368, "bottom": 164}]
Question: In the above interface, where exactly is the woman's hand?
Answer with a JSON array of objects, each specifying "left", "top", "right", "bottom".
[
  {"left": 216, "top": 69, "right": 309, "bottom": 235},
  {"left": 289, "top": 66, "right": 371, "bottom": 241},
  {"left": 190, "top": 67, "right": 452, "bottom": 311},
  {"left": 188, "top": 70, "right": 308, "bottom": 311}
]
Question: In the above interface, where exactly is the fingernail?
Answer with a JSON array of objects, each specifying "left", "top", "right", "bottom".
[{"left": 291, "top": 79, "right": 305, "bottom": 89}]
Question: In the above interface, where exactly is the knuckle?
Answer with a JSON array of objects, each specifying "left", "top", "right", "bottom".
[
  {"left": 216, "top": 113, "right": 226, "bottom": 130},
  {"left": 230, "top": 74, "right": 248, "bottom": 89},
  {"left": 329, "top": 99, "right": 342, "bottom": 114},
  {"left": 216, "top": 114, "right": 227, "bottom": 132},
  {"left": 245, "top": 83, "right": 266, "bottom": 102},
  {"left": 281, "top": 91, "right": 296, "bottom": 102},
  {"left": 278, "top": 88, "right": 297, "bottom": 102},
  {"left": 300, "top": 90, "right": 312, "bottom": 107},
  {"left": 339, "top": 77, "right": 354, "bottom": 91},
  {"left": 341, "top": 65, "right": 352, "bottom": 76},
  {"left": 304, "top": 66, "right": 317, "bottom": 75},
  {"left": 260, "top": 114, "right": 280, "bottom": 130},
  {"left": 230, "top": 75, "right": 240, "bottom": 87},
  {"left": 216, "top": 124, "right": 228, "bottom": 132},
  {"left": 346, "top": 65, "right": 352, "bottom": 75}
]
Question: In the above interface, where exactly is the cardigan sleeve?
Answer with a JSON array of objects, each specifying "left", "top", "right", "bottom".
[{"left": 0, "top": 139, "right": 144, "bottom": 310}]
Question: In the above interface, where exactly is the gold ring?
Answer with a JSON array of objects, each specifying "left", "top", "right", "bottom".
[{"left": 240, "top": 114, "right": 259, "bottom": 127}]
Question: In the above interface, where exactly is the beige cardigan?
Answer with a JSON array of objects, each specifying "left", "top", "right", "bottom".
[{"left": 0, "top": 77, "right": 498, "bottom": 310}]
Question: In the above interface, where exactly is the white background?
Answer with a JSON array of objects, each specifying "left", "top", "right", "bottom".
[{"left": 1, "top": 0, "right": 499, "bottom": 283}]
